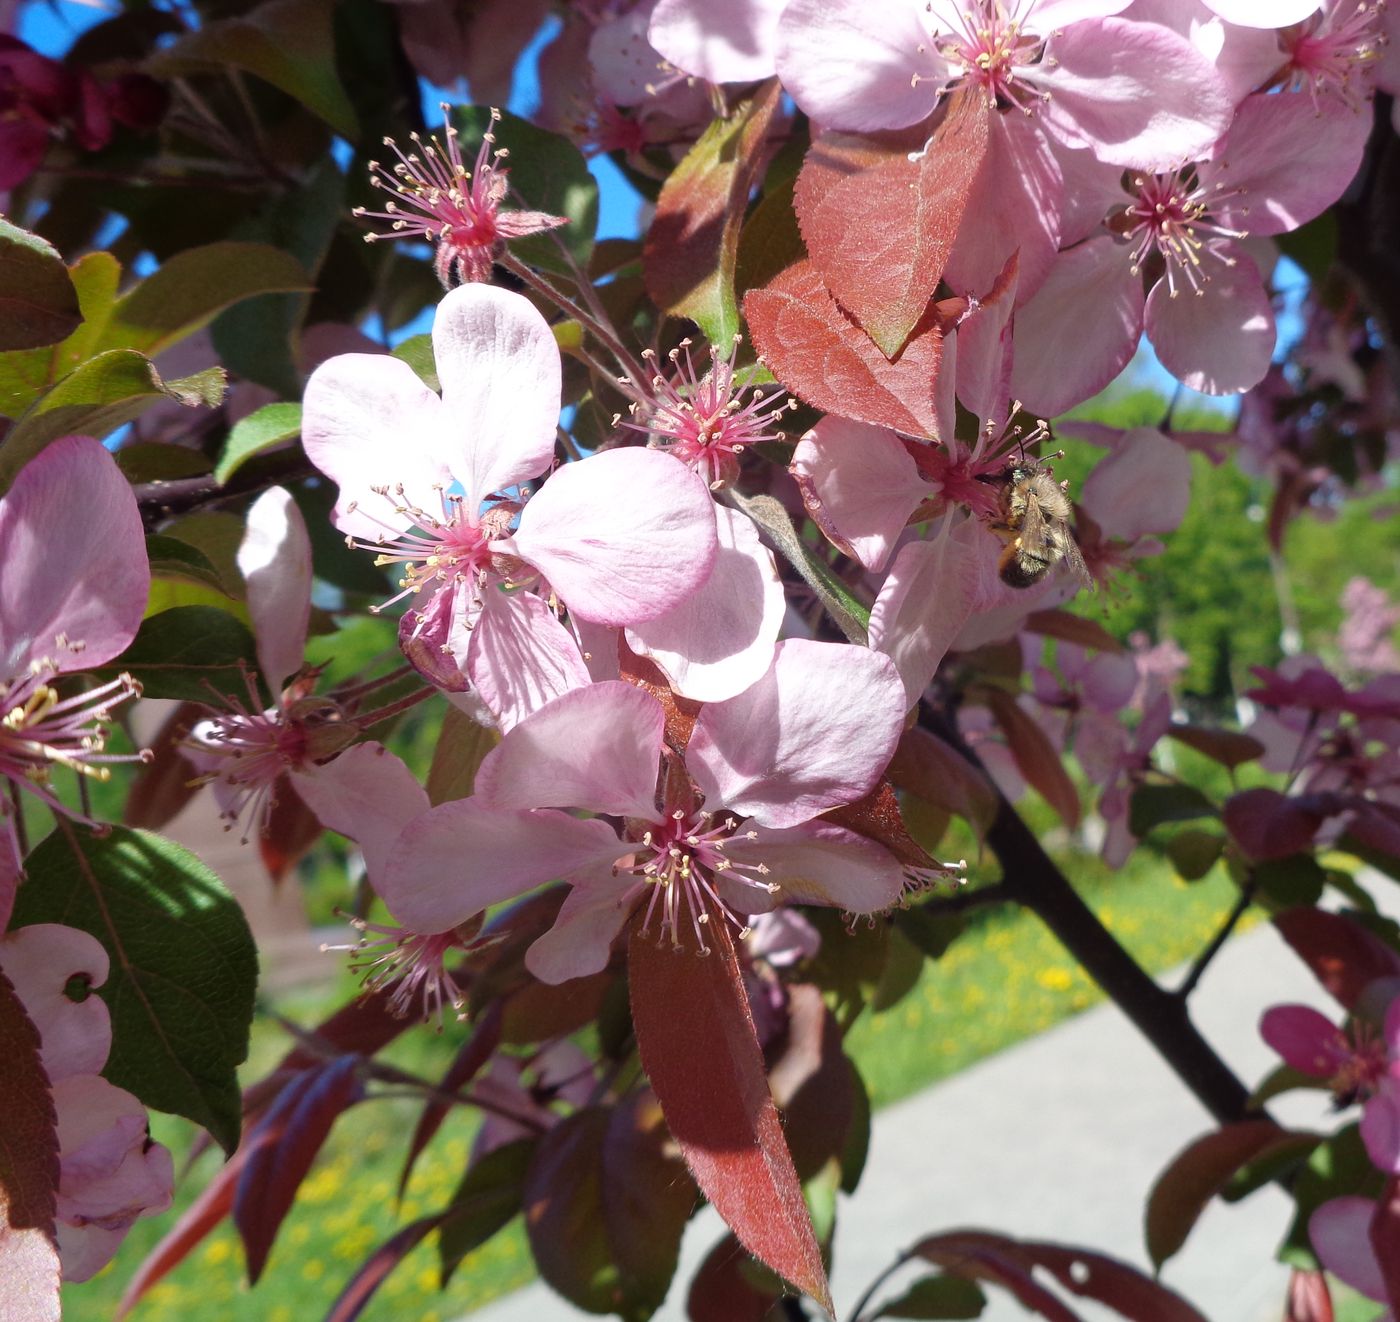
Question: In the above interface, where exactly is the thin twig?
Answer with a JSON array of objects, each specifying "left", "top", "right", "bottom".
[
  {"left": 1175, "top": 883, "right": 1256, "bottom": 1001},
  {"left": 848, "top": 1249, "right": 913, "bottom": 1322},
  {"left": 914, "top": 880, "right": 1012, "bottom": 916}
]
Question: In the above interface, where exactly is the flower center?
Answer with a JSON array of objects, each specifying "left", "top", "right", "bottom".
[
  {"left": 0, "top": 658, "right": 144, "bottom": 818},
  {"left": 1119, "top": 169, "right": 1247, "bottom": 297},
  {"left": 1329, "top": 1020, "right": 1390, "bottom": 1106},
  {"left": 1281, "top": 3, "right": 1384, "bottom": 109},
  {"left": 329, "top": 917, "right": 466, "bottom": 1025},
  {"left": 620, "top": 809, "right": 780, "bottom": 955},
  {"left": 933, "top": 1, "right": 1048, "bottom": 112}
]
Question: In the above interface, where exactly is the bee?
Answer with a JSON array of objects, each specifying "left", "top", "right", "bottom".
[{"left": 987, "top": 454, "right": 1092, "bottom": 590}]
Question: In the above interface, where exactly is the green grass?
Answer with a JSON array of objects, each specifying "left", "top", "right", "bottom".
[{"left": 62, "top": 838, "right": 1253, "bottom": 1322}]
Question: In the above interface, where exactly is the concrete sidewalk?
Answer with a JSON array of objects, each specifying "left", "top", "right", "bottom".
[{"left": 465, "top": 917, "right": 1345, "bottom": 1322}]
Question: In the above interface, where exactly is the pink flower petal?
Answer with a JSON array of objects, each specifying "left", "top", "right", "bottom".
[
  {"left": 1309, "top": 1197, "right": 1388, "bottom": 1302},
  {"left": 946, "top": 112, "right": 1064, "bottom": 304},
  {"left": 625, "top": 504, "right": 784, "bottom": 702},
  {"left": 649, "top": 0, "right": 784, "bottom": 82},
  {"left": 1036, "top": 18, "right": 1232, "bottom": 171},
  {"left": 589, "top": 3, "right": 669, "bottom": 106},
  {"left": 1079, "top": 428, "right": 1192, "bottom": 541},
  {"left": 0, "top": 436, "right": 148, "bottom": 677},
  {"left": 1204, "top": 92, "right": 1372, "bottom": 238},
  {"left": 433, "top": 284, "right": 561, "bottom": 511},
  {"left": 724, "top": 820, "right": 904, "bottom": 916},
  {"left": 237, "top": 487, "right": 311, "bottom": 689},
  {"left": 1145, "top": 254, "right": 1275, "bottom": 395},
  {"left": 776, "top": 0, "right": 943, "bottom": 132},
  {"left": 869, "top": 530, "right": 982, "bottom": 706},
  {"left": 1200, "top": 0, "right": 1322, "bottom": 26},
  {"left": 0, "top": 922, "right": 111, "bottom": 1082},
  {"left": 525, "top": 876, "right": 635, "bottom": 984},
  {"left": 380, "top": 801, "right": 626, "bottom": 935},
  {"left": 1081, "top": 652, "right": 1139, "bottom": 713},
  {"left": 790, "top": 418, "right": 927, "bottom": 573},
  {"left": 465, "top": 589, "right": 592, "bottom": 733},
  {"left": 952, "top": 255, "right": 1018, "bottom": 423},
  {"left": 687, "top": 639, "right": 907, "bottom": 829},
  {"left": 1362, "top": 1080, "right": 1400, "bottom": 1174},
  {"left": 289, "top": 742, "right": 429, "bottom": 885},
  {"left": 1010, "top": 238, "right": 1143, "bottom": 417},
  {"left": 1259, "top": 1003, "right": 1349, "bottom": 1077},
  {"left": 1027, "top": 0, "right": 1133, "bottom": 24},
  {"left": 511, "top": 447, "right": 718, "bottom": 626},
  {"left": 301, "top": 354, "right": 448, "bottom": 541},
  {"left": 475, "top": 681, "right": 663, "bottom": 818}
]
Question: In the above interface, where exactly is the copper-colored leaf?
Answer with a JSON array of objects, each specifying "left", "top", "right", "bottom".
[
  {"left": 523, "top": 1094, "right": 694, "bottom": 1316},
  {"left": 234, "top": 1056, "right": 363, "bottom": 1282},
  {"left": 644, "top": 80, "right": 782, "bottom": 343},
  {"left": 258, "top": 777, "right": 324, "bottom": 881},
  {"left": 915, "top": 1230, "right": 1209, "bottom": 1321},
  {"left": 1145, "top": 1120, "right": 1318, "bottom": 1269},
  {"left": 766, "top": 985, "right": 853, "bottom": 1180},
  {"left": 687, "top": 1232, "right": 783, "bottom": 1322},
  {"left": 501, "top": 969, "right": 613, "bottom": 1045},
  {"left": 1222, "top": 788, "right": 1328, "bottom": 862},
  {"left": 0, "top": 970, "right": 60, "bottom": 1322},
  {"left": 629, "top": 924, "right": 830, "bottom": 1310},
  {"left": 122, "top": 701, "right": 205, "bottom": 830},
  {"left": 1022, "top": 609, "right": 1125, "bottom": 655},
  {"left": 323, "top": 1215, "right": 442, "bottom": 1322},
  {"left": 821, "top": 779, "right": 935, "bottom": 871},
  {"left": 888, "top": 725, "right": 1000, "bottom": 841},
  {"left": 397, "top": 1003, "right": 503, "bottom": 1200},
  {"left": 795, "top": 92, "right": 988, "bottom": 359},
  {"left": 1167, "top": 725, "right": 1265, "bottom": 770},
  {"left": 619, "top": 635, "right": 701, "bottom": 752},
  {"left": 1274, "top": 908, "right": 1400, "bottom": 1010},
  {"left": 985, "top": 690, "right": 1080, "bottom": 829},
  {"left": 1285, "top": 1269, "right": 1335, "bottom": 1322},
  {"left": 744, "top": 259, "right": 945, "bottom": 439}
]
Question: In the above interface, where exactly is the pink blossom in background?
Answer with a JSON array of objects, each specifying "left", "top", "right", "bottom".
[
  {"left": 0, "top": 923, "right": 173, "bottom": 1281},
  {"left": 648, "top": 0, "right": 787, "bottom": 84},
  {"left": 380, "top": 641, "right": 910, "bottom": 984},
  {"left": 1076, "top": 693, "right": 1174, "bottom": 867},
  {"left": 1308, "top": 1195, "right": 1396, "bottom": 1316},
  {"left": 0, "top": 437, "right": 150, "bottom": 929},
  {"left": 354, "top": 106, "right": 568, "bottom": 287},
  {"left": 302, "top": 283, "right": 718, "bottom": 731},
  {"left": 1339, "top": 577, "right": 1400, "bottom": 676}
]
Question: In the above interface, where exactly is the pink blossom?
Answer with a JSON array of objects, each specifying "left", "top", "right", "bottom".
[
  {"left": 354, "top": 105, "right": 568, "bottom": 288},
  {"left": 648, "top": 0, "right": 786, "bottom": 83},
  {"left": 302, "top": 283, "right": 718, "bottom": 730},
  {"left": 1263, "top": 996, "right": 1400, "bottom": 1171},
  {"left": 1201, "top": 0, "right": 1323, "bottom": 27},
  {"left": 0, "top": 923, "right": 173, "bottom": 1282},
  {"left": 471, "top": 1040, "right": 596, "bottom": 1161},
  {"left": 1030, "top": 640, "right": 1139, "bottom": 722},
  {"left": 1012, "top": 91, "right": 1369, "bottom": 408},
  {"left": 380, "top": 642, "right": 910, "bottom": 983},
  {"left": 1076, "top": 692, "right": 1173, "bottom": 866},
  {"left": 0, "top": 437, "right": 150, "bottom": 929},
  {"left": 1309, "top": 1195, "right": 1396, "bottom": 1315},
  {"left": 1339, "top": 577, "right": 1400, "bottom": 676}
]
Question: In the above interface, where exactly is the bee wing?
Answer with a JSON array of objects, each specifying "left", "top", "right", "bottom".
[
  {"left": 1020, "top": 490, "right": 1047, "bottom": 549},
  {"left": 1062, "top": 524, "right": 1093, "bottom": 586}
]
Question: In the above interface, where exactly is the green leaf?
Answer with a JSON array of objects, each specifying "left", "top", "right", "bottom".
[
  {"left": 1252, "top": 853, "right": 1326, "bottom": 908},
  {"left": 645, "top": 81, "right": 781, "bottom": 343},
  {"left": 450, "top": 106, "right": 598, "bottom": 275},
  {"left": 391, "top": 334, "right": 439, "bottom": 393},
  {"left": 145, "top": 535, "right": 230, "bottom": 594},
  {"left": 1128, "top": 783, "right": 1218, "bottom": 838},
  {"left": 151, "top": 0, "right": 358, "bottom": 137},
  {"left": 875, "top": 1273, "right": 987, "bottom": 1319},
  {"left": 114, "top": 443, "right": 214, "bottom": 485},
  {"left": 0, "top": 352, "right": 226, "bottom": 491},
  {"left": 215, "top": 401, "right": 303, "bottom": 484},
  {"left": 726, "top": 489, "right": 870, "bottom": 643},
  {"left": 91, "top": 606, "right": 259, "bottom": 703},
  {"left": 0, "top": 219, "right": 80, "bottom": 351},
  {"left": 438, "top": 1140, "right": 533, "bottom": 1286},
  {"left": 11, "top": 826, "right": 258, "bottom": 1154},
  {"left": 99, "top": 242, "right": 312, "bottom": 360},
  {"left": 1166, "top": 829, "right": 1225, "bottom": 882}
]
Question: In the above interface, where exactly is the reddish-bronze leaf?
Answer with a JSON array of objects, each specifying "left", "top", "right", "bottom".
[
  {"left": 117, "top": 1151, "right": 243, "bottom": 1318},
  {"left": 1022, "top": 609, "right": 1126, "bottom": 655},
  {"left": 619, "top": 634, "right": 701, "bottom": 752},
  {"left": 1167, "top": 725, "right": 1265, "bottom": 770},
  {"left": 259, "top": 777, "right": 324, "bottom": 881},
  {"left": 888, "top": 726, "right": 1000, "bottom": 841},
  {"left": 121, "top": 701, "right": 205, "bottom": 830},
  {"left": 501, "top": 969, "right": 613, "bottom": 1044},
  {"left": 1369, "top": 1177, "right": 1400, "bottom": 1316},
  {"left": 985, "top": 690, "right": 1080, "bottom": 829},
  {"left": 323, "top": 1215, "right": 443, "bottom": 1322},
  {"left": 687, "top": 1232, "right": 784, "bottom": 1322},
  {"left": 234, "top": 1056, "right": 364, "bottom": 1282},
  {"left": 795, "top": 92, "right": 989, "bottom": 359},
  {"left": 821, "top": 779, "right": 936, "bottom": 871},
  {"left": 1223, "top": 788, "right": 1329, "bottom": 862},
  {"left": 744, "top": 258, "right": 945, "bottom": 439},
  {"left": 523, "top": 1096, "right": 694, "bottom": 1316},
  {"left": 426, "top": 703, "right": 498, "bottom": 805},
  {"left": 397, "top": 1003, "right": 503, "bottom": 1200},
  {"left": 1145, "top": 1120, "right": 1319, "bottom": 1269},
  {"left": 766, "top": 984, "right": 853, "bottom": 1180},
  {"left": 0, "top": 970, "right": 60, "bottom": 1322},
  {"left": 644, "top": 80, "right": 782, "bottom": 344},
  {"left": 629, "top": 923, "right": 831, "bottom": 1310},
  {"left": 1274, "top": 907, "right": 1400, "bottom": 1010},
  {"left": 1285, "top": 1269, "right": 1335, "bottom": 1322},
  {"left": 915, "top": 1230, "right": 1209, "bottom": 1321}
]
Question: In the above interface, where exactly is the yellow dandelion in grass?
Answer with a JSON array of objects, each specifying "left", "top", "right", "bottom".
[
  {"left": 289, "top": 1223, "right": 311, "bottom": 1246},
  {"left": 1036, "top": 966, "right": 1074, "bottom": 992},
  {"left": 202, "top": 1239, "right": 233, "bottom": 1266},
  {"left": 418, "top": 1266, "right": 439, "bottom": 1291},
  {"left": 270, "top": 1307, "right": 294, "bottom": 1322}
]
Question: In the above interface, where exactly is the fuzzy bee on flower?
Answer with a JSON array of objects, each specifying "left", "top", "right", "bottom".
[{"left": 985, "top": 452, "right": 1092, "bottom": 590}]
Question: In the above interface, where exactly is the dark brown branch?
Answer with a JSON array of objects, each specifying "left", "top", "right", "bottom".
[
  {"left": 917, "top": 880, "right": 1012, "bottom": 916},
  {"left": 1175, "top": 882, "right": 1255, "bottom": 1001},
  {"left": 135, "top": 449, "right": 314, "bottom": 529}
]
